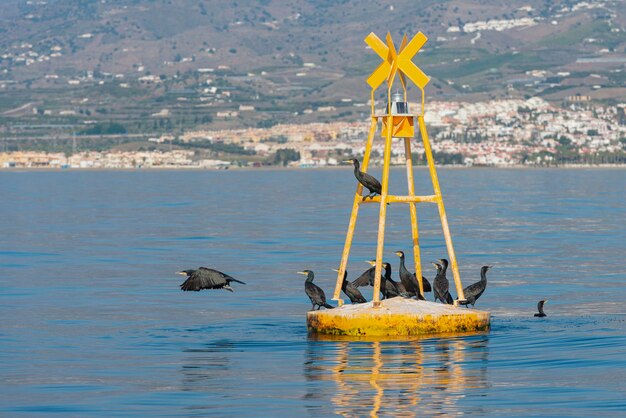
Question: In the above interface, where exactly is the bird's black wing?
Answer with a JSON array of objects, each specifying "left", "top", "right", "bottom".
[
  {"left": 463, "top": 281, "right": 482, "bottom": 298},
  {"left": 345, "top": 282, "right": 367, "bottom": 303},
  {"left": 360, "top": 172, "right": 382, "bottom": 193},
  {"left": 197, "top": 267, "right": 246, "bottom": 284},
  {"left": 180, "top": 267, "right": 228, "bottom": 291},
  {"left": 305, "top": 282, "right": 327, "bottom": 305},
  {"left": 352, "top": 267, "right": 374, "bottom": 287},
  {"left": 395, "top": 280, "right": 408, "bottom": 295},
  {"left": 433, "top": 276, "right": 449, "bottom": 302},
  {"left": 419, "top": 275, "right": 432, "bottom": 293}
]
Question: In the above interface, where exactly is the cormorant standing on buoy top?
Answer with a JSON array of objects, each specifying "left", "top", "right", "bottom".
[
  {"left": 458, "top": 266, "right": 491, "bottom": 308},
  {"left": 344, "top": 158, "right": 382, "bottom": 200},
  {"left": 432, "top": 260, "right": 454, "bottom": 304},
  {"left": 352, "top": 262, "right": 376, "bottom": 288},
  {"left": 177, "top": 267, "right": 246, "bottom": 292},
  {"left": 395, "top": 250, "right": 432, "bottom": 299},
  {"left": 333, "top": 268, "right": 367, "bottom": 304},
  {"left": 365, "top": 260, "right": 401, "bottom": 299},
  {"left": 298, "top": 270, "right": 334, "bottom": 310},
  {"left": 535, "top": 300, "right": 548, "bottom": 317}
]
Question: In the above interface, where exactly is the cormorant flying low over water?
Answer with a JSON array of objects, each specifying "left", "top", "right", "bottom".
[
  {"left": 333, "top": 269, "right": 367, "bottom": 304},
  {"left": 535, "top": 300, "right": 548, "bottom": 317},
  {"left": 344, "top": 158, "right": 382, "bottom": 200},
  {"left": 177, "top": 267, "right": 246, "bottom": 292},
  {"left": 299, "top": 270, "right": 334, "bottom": 310},
  {"left": 458, "top": 265, "right": 491, "bottom": 308}
]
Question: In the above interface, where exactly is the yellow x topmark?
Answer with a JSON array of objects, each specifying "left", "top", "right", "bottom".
[{"left": 365, "top": 32, "right": 430, "bottom": 91}]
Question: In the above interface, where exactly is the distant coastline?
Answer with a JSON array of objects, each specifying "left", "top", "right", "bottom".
[{"left": 2, "top": 164, "right": 625, "bottom": 172}]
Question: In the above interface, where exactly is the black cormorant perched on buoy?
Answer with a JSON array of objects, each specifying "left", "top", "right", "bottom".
[
  {"left": 534, "top": 300, "right": 548, "bottom": 317},
  {"left": 365, "top": 260, "right": 401, "bottom": 299},
  {"left": 458, "top": 265, "right": 491, "bottom": 307},
  {"left": 177, "top": 267, "right": 246, "bottom": 292},
  {"left": 438, "top": 258, "right": 454, "bottom": 304},
  {"left": 432, "top": 261, "right": 453, "bottom": 304},
  {"left": 394, "top": 251, "right": 418, "bottom": 297},
  {"left": 298, "top": 270, "right": 334, "bottom": 310},
  {"left": 333, "top": 268, "right": 367, "bottom": 304},
  {"left": 394, "top": 250, "right": 432, "bottom": 299},
  {"left": 344, "top": 158, "right": 382, "bottom": 200}
]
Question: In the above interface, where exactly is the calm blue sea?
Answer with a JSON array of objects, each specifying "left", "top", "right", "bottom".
[{"left": 0, "top": 168, "right": 625, "bottom": 416}]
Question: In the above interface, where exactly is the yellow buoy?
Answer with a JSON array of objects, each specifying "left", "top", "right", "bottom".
[
  {"left": 307, "top": 298, "right": 490, "bottom": 337},
  {"left": 314, "top": 31, "right": 491, "bottom": 337}
]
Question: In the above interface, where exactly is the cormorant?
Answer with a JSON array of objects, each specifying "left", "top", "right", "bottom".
[
  {"left": 344, "top": 158, "right": 382, "bottom": 200},
  {"left": 458, "top": 265, "right": 491, "bottom": 308},
  {"left": 432, "top": 260, "right": 453, "bottom": 304},
  {"left": 395, "top": 250, "right": 432, "bottom": 299},
  {"left": 177, "top": 267, "right": 246, "bottom": 292},
  {"left": 352, "top": 262, "right": 376, "bottom": 288},
  {"left": 365, "top": 260, "right": 401, "bottom": 299},
  {"left": 534, "top": 300, "right": 548, "bottom": 317},
  {"left": 333, "top": 268, "right": 367, "bottom": 304},
  {"left": 298, "top": 270, "right": 334, "bottom": 310},
  {"left": 439, "top": 258, "right": 454, "bottom": 304}
]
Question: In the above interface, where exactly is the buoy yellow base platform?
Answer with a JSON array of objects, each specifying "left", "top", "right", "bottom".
[{"left": 307, "top": 297, "right": 490, "bottom": 337}]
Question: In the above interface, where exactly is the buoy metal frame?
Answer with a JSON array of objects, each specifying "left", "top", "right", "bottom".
[{"left": 332, "top": 31, "right": 466, "bottom": 307}]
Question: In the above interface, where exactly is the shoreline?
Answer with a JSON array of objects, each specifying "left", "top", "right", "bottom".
[{"left": 2, "top": 164, "right": 626, "bottom": 172}]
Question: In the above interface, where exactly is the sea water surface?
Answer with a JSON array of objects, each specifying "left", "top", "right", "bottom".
[{"left": 0, "top": 168, "right": 625, "bottom": 416}]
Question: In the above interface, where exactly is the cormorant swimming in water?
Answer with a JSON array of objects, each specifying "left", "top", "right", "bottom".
[
  {"left": 177, "top": 267, "right": 246, "bottom": 292},
  {"left": 365, "top": 260, "right": 401, "bottom": 299},
  {"left": 432, "top": 260, "right": 453, "bottom": 304},
  {"left": 458, "top": 265, "right": 491, "bottom": 307},
  {"left": 298, "top": 270, "right": 334, "bottom": 310},
  {"left": 344, "top": 158, "right": 382, "bottom": 200},
  {"left": 333, "top": 268, "right": 367, "bottom": 304},
  {"left": 534, "top": 300, "right": 548, "bottom": 317}
]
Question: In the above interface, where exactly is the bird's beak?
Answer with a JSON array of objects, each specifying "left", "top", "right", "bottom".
[
  {"left": 331, "top": 268, "right": 339, "bottom": 272},
  {"left": 297, "top": 271, "right": 307, "bottom": 275},
  {"left": 394, "top": 251, "right": 402, "bottom": 256},
  {"left": 544, "top": 300, "right": 548, "bottom": 304},
  {"left": 176, "top": 271, "right": 187, "bottom": 276},
  {"left": 438, "top": 259, "right": 445, "bottom": 264},
  {"left": 366, "top": 260, "right": 376, "bottom": 266},
  {"left": 342, "top": 159, "right": 353, "bottom": 164},
  {"left": 431, "top": 262, "right": 438, "bottom": 268}
]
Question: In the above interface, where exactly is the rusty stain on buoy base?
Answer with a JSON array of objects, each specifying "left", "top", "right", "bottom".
[{"left": 307, "top": 298, "right": 490, "bottom": 337}]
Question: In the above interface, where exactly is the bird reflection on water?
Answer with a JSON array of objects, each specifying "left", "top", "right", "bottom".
[{"left": 305, "top": 334, "right": 489, "bottom": 416}]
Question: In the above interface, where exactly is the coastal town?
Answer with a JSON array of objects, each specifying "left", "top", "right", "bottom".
[{"left": 2, "top": 96, "right": 625, "bottom": 169}]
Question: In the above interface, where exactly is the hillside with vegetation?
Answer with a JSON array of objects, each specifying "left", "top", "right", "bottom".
[{"left": 0, "top": 0, "right": 624, "bottom": 164}]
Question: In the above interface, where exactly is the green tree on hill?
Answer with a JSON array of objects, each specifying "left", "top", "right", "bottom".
[
  {"left": 273, "top": 148, "right": 300, "bottom": 166},
  {"left": 79, "top": 122, "right": 127, "bottom": 135}
]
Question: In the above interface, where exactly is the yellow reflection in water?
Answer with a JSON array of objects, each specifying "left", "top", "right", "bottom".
[{"left": 306, "top": 333, "right": 489, "bottom": 417}]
